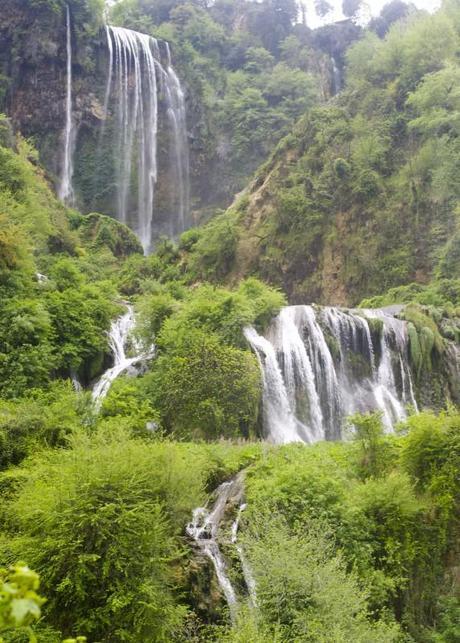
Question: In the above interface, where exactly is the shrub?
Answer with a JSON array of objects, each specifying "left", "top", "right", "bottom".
[
  {"left": 3, "top": 432, "right": 211, "bottom": 641},
  {"left": 148, "top": 329, "right": 261, "bottom": 439}
]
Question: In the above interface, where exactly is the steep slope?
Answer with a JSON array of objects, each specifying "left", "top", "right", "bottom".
[
  {"left": 183, "top": 3, "right": 460, "bottom": 307},
  {"left": 0, "top": 120, "right": 142, "bottom": 396}
]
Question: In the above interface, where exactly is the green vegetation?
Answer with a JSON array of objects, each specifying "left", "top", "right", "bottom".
[
  {"left": 175, "top": 1, "right": 460, "bottom": 306},
  {"left": 0, "top": 564, "right": 45, "bottom": 642},
  {"left": 1, "top": 411, "right": 458, "bottom": 641},
  {"left": 236, "top": 410, "right": 460, "bottom": 642},
  {"left": 0, "top": 1, "right": 459, "bottom": 642}
]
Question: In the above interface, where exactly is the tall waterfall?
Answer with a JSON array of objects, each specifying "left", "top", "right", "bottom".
[
  {"left": 245, "top": 305, "right": 418, "bottom": 444},
  {"left": 331, "top": 55, "right": 342, "bottom": 95},
  {"left": 92, "top": 305, "right": 154, "bottom": 408},
  {"left": 58, "top": 5, "right": 75, "bottom": 204},
  {"left": 102, "top": 26, "right": 190, "bottom": 253}
]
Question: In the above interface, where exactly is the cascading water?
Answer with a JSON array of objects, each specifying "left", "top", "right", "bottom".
[
  {"left": 108, "top": 26, "right": 158, "bottom": 251},
  {"left": 58, "top": 5, "right": 75, "bottom": 204},
  {"left": 186, "top": 478, "right": 242, "bottom": 621},
  {"left": 330, "top": 55, "right": 342, "bottom": 94},
  {"left": 101, "top": 26, "right": 190, "bottom": 252},
  {"left": 245, "top": 305, "right": 418, "bottom": 444},
  {"left": 163, "top": 43, "right": 190, "bottom": 233},
  {"left": 187, "top": 472, "right": 257, "bottom": 620},
  {"left": 92, "top": 305, "right": 154, "bottom": 407}
]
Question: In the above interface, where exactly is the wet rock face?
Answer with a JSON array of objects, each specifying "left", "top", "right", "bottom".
[
  {"left": 0, "top": 0, "right": 102, "bottom": 182},
  {"left": 1, "top": 2, "right": 63, "bottom": 141}
]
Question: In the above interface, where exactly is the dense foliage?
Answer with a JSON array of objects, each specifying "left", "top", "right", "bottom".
[
  {"left": 236, "top": 410, "right": 460, "bottom": 642},
  {"left": 0, "top": 1, "right": 459, "bottom": 642},
  {"left": 177, "top": 1, "right": 460, "bottom": 306},
  {"left": 0, "top": 412, "right": 458, "bottom": 641}
]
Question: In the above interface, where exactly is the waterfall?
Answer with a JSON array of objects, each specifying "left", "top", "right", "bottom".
[
  {"left": 187, "top": 472, "right": 257, "bottom": 620},
  {"left": 58, "top": 5, "right": 75, "bottom": 204},
  {"left": 101, "top": 26, "right": 190, "bottom": 252},
  {"left": 245, "top": 305, "right": 417, "bottom": 444},
  {"left": 331, "top": 55, "right": 341, "bottom": 95},
  {"left": 92, "top": 305, "right": 154, "bottom": 407},
  {"left": 163, "top": 43, "right": 190, "bottom": 232},
  {"left": 187, "top": 478, "right": 241, "bottom": 622},
  {"left": 243, "top": 327, "right": 304, "bottom": 444}
]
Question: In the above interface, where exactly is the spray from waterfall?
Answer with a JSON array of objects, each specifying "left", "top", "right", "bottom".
[
  {"left": 58, "top": 5, "right": 75, "bottom": 204},
  {"left": 245, "top": 305, "right": 418, "bottom": 444}
]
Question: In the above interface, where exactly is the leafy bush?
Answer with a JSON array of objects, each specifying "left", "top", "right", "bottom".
[
  {"left": 186, "top": 212, "right": 239, "bottom": 282},
  {"left": 148, "top": 329, "right": 260, "bottom": 439},
  {"left": 241, "top": 514, "right": 402, "bottom": 642},
  {"left": 3, "top": 432, "right": 208, "bottom": 641},
  {"left": 0, "top": 564, "right": 45, "bottom": 641}
]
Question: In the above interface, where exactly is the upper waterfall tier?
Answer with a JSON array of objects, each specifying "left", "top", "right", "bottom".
[
  {"left": 100, "top": 26, "right": 190, "bottom": 253},
  {"left": 245, "top": 305, "right": 417, "bottom": 444}
]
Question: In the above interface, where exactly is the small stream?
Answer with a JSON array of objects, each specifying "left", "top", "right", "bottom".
[
  {"left": 92, "top": 304, "right": 154, "bottom": 408},
  {"left": 186, "top": 472, "right": 255, "bottom": 621}
]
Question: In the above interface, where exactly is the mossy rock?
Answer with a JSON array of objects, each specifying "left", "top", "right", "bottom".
[
  {"left": 402, "top": 305, "right": 444, "bottom": 355},
  {"left": 408, "top": 322, "right": 423, "bottom": 375},
  {"left": 78, "top": 212, "right": 143, "bottom": 257}
]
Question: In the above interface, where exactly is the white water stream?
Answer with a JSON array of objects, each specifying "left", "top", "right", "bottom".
[
  {"left": 58, "top": 5, "right": 75, "bottom": 204},
  {"left": 245, "top": 305, "right": 418, "bottom": 444},
  {"left": 92, "top": 305, "right": 154, "bottom": 408},
  {"left": 186, "top": 473, "right": 257, "bottom": 621}
]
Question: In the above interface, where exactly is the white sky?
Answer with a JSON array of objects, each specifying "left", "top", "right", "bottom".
[{"left": 300, "top": 0, "right": 442, "bottom": 28}]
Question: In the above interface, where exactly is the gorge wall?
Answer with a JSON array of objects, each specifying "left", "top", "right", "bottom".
[
  {"left": 0, "top": 0, "right": 192, "bottom": 250},
  {"left": 0, "top": 0, "right": 354, "bottom": 250}
]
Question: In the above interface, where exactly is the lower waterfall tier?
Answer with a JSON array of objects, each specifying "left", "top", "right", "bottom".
[{"left": 245, "top": 305, "right": 418, "bottom": 444}]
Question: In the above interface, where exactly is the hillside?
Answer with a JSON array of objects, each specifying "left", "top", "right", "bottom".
[{"left": 181, "top": 1, "right": 460, "bottom": 307}]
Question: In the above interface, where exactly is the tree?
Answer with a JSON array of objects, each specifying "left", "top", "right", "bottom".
[
  {"left": 0, "top": 298, "right": 56, "bottom": 397},
  {"left": 407, "top": 64, "right": 460, "bottom": 137},
  {"left": 370, "top": 0, "right": 412, "bottom": 37},
  {"left": 348, "top": 412, "right": 392, "bottom": 479},
  {"left": 315, "top": 0, "right": 332, "bottom": 18},
  {"left": 0, "top": 564, "right": 45, "bottom": 642},
  {"left": 342, "top": 0, "right": 362, "bottom": 18},
  {"left": 247, "top": 0, "right": 299, "bottom": 55},
  {"left": 149, "top": 329, "right": 261, "bottom": 439}
]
